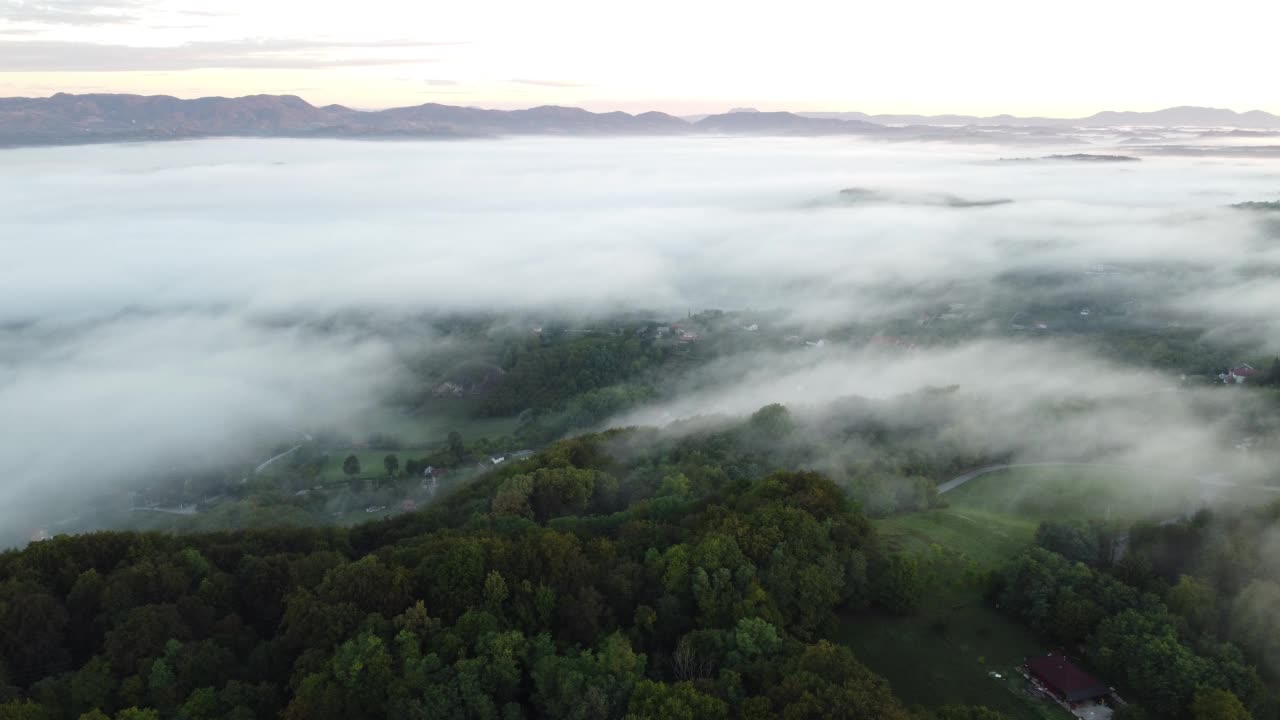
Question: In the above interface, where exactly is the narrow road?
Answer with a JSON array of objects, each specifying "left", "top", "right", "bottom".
[
  {"left": 254, "top": 445, "right": 302, "bottom": 474},
  {"left": 245, "top": 430, "right": 314, "bottom": 480}
]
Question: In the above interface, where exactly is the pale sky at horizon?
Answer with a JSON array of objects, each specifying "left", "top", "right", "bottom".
[{"left": 2, "top": 0, "right": 1278, "bottom": 116}]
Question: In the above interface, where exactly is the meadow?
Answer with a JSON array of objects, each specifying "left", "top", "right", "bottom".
[{"left": 830, "top": 465, "right": 1183, "bottom": 719}]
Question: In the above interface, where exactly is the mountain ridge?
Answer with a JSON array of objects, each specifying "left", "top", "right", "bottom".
[
  {"left": 799, "top": 105, "right": 1280, "bottom": 129},
  {"left": 3, "top": 92, "right": 1280, "bottom": 147}
]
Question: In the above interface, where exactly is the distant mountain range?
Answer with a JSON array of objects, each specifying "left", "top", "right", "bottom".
[
  {"left": 0, "top": 93, "right": 691, "bottom": 146},
  {"left": 2, "top": 93, "right": 1279, "bottom": 147},
  {"left": 792, "top": 106, "right": 1280, "bottom": 130}
]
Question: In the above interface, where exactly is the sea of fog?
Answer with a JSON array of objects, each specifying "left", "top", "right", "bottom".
[
  {"left": 2, "top": 136, "right": 1279, "bottom": 529},
  {"left": 4, "top": 136, "right": 1279, "bottom": 320}
]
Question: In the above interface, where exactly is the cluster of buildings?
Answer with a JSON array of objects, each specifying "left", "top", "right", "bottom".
[
  {"left": 649, "top": 324, "right": 700, "bottom": 343},
  {"left": 649, "top": 316, "right": 766, "bottom": 343}
]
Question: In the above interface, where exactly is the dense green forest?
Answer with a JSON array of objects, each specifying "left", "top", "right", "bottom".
[
  {"left": 480, "top": 332, "right": 672, "bottom": 418},
  {"left": 0, "top": 425, "right": 1015, "bottom": 720},
  {"left": 6, "top": 405, "right": 1277, "bottom": 719}
]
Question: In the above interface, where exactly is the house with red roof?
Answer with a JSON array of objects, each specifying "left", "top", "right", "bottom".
[
  {"left": 1220, "top": 364, "right": 1259, "bottom": 384},
  {"left": 1027, "top": 654, "right": 1109, "bottom": 704},
  {"left": 1231, "top": 364, "right": 1259, "bottom": 382}
]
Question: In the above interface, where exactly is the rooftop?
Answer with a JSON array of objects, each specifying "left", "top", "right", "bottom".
[{"left": 1027, "top": 654, "right": 1109, "bottom": 703}]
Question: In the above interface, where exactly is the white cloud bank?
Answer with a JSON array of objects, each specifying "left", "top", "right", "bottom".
[
  {"left": 5, "top": 136, "right": 1278, "bottom": 320},
  {"left": 1, "top": 135, "right": 1279, "bottom": 529}
]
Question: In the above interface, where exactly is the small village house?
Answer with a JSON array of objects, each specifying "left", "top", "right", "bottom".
[
  {"left": 1219, "top": 364, "right": 1259, "bottom": 384},
  {"left": 1026, "top": 654, "right": 1109, "bottom": 705}
]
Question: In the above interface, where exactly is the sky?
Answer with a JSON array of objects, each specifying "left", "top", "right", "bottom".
[{"left": 2, "top": 0, "right": 1280, "bottom": 115}]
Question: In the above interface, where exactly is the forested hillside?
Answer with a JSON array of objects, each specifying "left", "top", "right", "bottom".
[{"left": 0, "top": 427, "right": 1007, "bottom": 719}]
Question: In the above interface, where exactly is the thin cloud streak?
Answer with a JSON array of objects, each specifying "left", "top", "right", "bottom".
[
  {"left": 509, "top": 78, "right": 593, "bottom": 88},
  {"left": 0, "top": 0, "right": 145, "bottom": 26},
  {"left": 0, "top": 38, "right": 456, "bottom": 71}
]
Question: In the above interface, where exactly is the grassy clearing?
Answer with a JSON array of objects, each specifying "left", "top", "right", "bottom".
[
  {"left": 835, "top": 606, "right": 1072, "bottom": 720},
  {"left": 255, "top": 449, "right": 410, "bottom": 483},
  {"left": 875, "top": 509, "right": 1038, "bottom": 568},
  {"left": 350, "top": 399, "right": 523, "bottom": 447},
  {"left": 837, "top": 510, "right": 1072, "bottom": 719},
  {"left": 836, "top": 464, "right": 1200, "bottom": 717},
  {"left": 308, "top": 450, "right": 419, "bottom": 483},
  {"left": 258, "top": 399, "right": 523, "bottom": 483},
  {"left": 830, "top": 470, "right": 1120, "bottom": 719},
  {"left": 943, "top": 465, "right": 1199, "bottom": 524},
  {"left": 307, "top": 450, "right": 503, "bottom": 485}
]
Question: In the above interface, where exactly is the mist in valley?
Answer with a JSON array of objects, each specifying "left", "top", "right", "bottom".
[{"left": 2, "top": 134, "right": 1279, "bottom": 536}]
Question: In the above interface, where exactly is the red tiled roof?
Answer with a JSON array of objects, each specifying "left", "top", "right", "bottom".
[{"left": 1028, "top": 655, "right": 1108, "bottom": 703}]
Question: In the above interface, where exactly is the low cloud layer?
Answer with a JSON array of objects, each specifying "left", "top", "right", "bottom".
[
  {"left": 612, "top": 340, "right": 1275, "bottom": 484},
  {"left": 0, "top": 311, "right": 398, "bottom": 525},
  {"left": 2, "top": 134, "right": 1279, "bottom": 531},
  {"left": 4, "top": 136, "right": 1278, "bottom": 323},
  {"left": 508, "top": 78, "right": 593, "bottom": 88}
]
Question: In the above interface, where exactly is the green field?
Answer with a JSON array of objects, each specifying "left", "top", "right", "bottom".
[
  {"left": 943, "top": 465, "right": 1201, "bottom": 524},
  {"left": 255, "top": 398, "right": 524, "bottom": 484},
  {"left": 835, "top": 606, "right": 1071, "bottom": 720},
  {"left": 875, "top": 508, "right": 1038, "bottom": 567},
  {"left": 836, "top": 464, "right": 1210, "bottom": 717},
  {"left": 310, "top": 450, "right": 426, "bottom": 483},
  {"left": 838, "top": 507, "right": 1070, "bottom": 720},
  {"left": 349, "top": 399, "right": 523, "bottom": 447},
  {"left": 829, "top": 468, "right": 1167, "bottom": 719}
]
